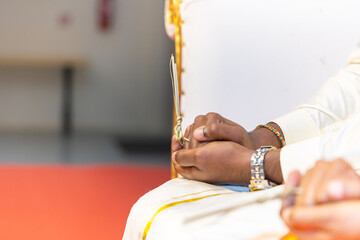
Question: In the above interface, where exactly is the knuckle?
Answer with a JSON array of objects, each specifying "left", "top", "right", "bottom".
[
  {"left": 314, "top": 160, "right": 326, "bottom": 169},
  {"left": 194, "top": 115, "right": 204, "bottom": 124},
  {"left": 206, "top": 112, "right": 220, "bottom": 120},
  {"left": 208, "top": 123, "right": 220, "bottom": 137},
  {"left": 333, "top": 158, "right": 346, "bottom": 167},
  {"left": 303, "top": 168, "right": 313, "bottom": 180}
]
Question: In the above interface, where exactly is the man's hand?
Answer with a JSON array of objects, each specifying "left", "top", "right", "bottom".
[
  {"left": 172, "top": 141, "right": 253, "bottom": 184},
  {"left": 183, "top": 112, "right": 257, "bottom": 150},
  {"left": 284, "top": 201, "right": 360, "bottom": 240},
  {"left": 295, "top": 159, "right": 360, "bottom": 206},
  {"left": 170, "top": 112, "right": 284, "bottom": 182},
  {"left": 172, "top": 113, "right": 284, "bottom": 154},
  {"left": 281, "top": 159, "right": 360, "bottom": 240}
]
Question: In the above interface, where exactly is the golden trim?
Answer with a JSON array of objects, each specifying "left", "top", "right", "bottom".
[
  {"left": 348, "top": 57, "right": 360, "bottom": 65},
  {"left": 142, "top": 192, "right": 233, "bottom": 240},
  {"left": 169, "top": 0, "right": 185, "bottom": 179},
  {"left": 157, "top": 187, "right": 230, "bottom": 207}
]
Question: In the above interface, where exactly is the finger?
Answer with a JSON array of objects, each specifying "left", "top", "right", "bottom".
[
  {"left": 171, "top": 135, "right": 182, "bottom": 153},
  {"left": 173, "top": 148, "right": 199, "bottom": 167},
  {"left": 314, "top": 160, "right": 346, "bottom": 203},
  {"left": 281, "top": 170, "right": 302, "bottom": 218},
  {"left": 193, "top": 123, "right": 243, "bottom": 142},
  {"left": 173, "top": 161, "right": 197, "bottom": 179},
  {"left": 183, "top": 124, "right": 194, "bottom": 149},
  {"left": 326, "top": 159, "right": 360, "bottom": 201},
  {"left": 204, "top": 112, "right": 238, "bottom": 126},
  {"left": 287, "top": 205, "right": 331, "bottom": 231},
  {"left": 288, "top": 201, "right": 360, "bottom": 239},
  {"left": 327, "top": 178, "right": 360, "bottom": 201},
  {"left": 187, "top": 123, "right": 199, "bottom": 149},
  {"left": 295, "top": 168, "right": 314, "bottom": 206},
  {"left": 297, "top": 160, "right": 327, "bottom": 206},
  {"left": 184, "top": 125, "right": 191, "bottom": 138},
  {"left": 289, "top": 230, "right": 330, "bottom": 240},
  {"left": 287, "top": 170, "right": 302, "bottom": 187},
  {"left": 314, "top": 158, "right": 357, "bottom": 204}
]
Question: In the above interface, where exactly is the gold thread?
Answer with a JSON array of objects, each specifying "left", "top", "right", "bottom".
[
  {"left": 348, "top": 57, "right": 360, "bottom": 65},
  {"left": 140, "top": 187, "right": 231, "bottom": 236},
  {"left": 142, "top": 192, "right": 234, "bottom": 240},
  {"left": 160, "top": 187, "right": 230, "bottom": 204}
]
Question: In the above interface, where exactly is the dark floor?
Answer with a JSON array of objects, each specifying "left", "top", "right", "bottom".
[{"left": 0, "top": 133, "right": 171, "bottom": 165}]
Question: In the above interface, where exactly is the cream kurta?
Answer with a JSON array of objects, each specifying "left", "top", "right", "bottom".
[
  {"left": 123, "top": 44, "right": 360, "bottom": 240},
  {"left": 274, "top": 42, "right": 360, "bottom": 179}
]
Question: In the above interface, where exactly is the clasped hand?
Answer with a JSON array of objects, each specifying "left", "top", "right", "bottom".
[{"left": 171, "top": 113, "right": 258, "bottom": 184}]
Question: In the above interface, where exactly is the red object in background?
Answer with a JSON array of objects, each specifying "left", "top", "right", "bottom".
[
  {"left": 58, "top": 12, "right": 73, "bottom": 28},
  {"left": 98, "top": 0, "right": 114, "bottom": 31},
  {"left": 0, "top": 164, "right": 170, "bottom": 239}
]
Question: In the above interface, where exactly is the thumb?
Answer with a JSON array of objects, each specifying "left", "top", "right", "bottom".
[
  {"left": 171, "top": 135, "right": 182, "bottom": 153},
  {"left": 193, "top": 123, "right": 244, "bottom": 143},
  {"left": 281, "top": 170, "right": 302, "bottom": 219}
]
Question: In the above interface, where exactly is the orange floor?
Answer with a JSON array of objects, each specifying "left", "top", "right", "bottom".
[{"left": 0, "top": 164, "right": 170, "bottom": 240}]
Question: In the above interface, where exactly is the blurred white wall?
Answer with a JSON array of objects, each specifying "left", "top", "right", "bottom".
[
  {"left": 0, "top": 0, "right": 174, "bottom": 135},
  {"left": 180, "top": 0, "right": 360, "bottom": 130}
]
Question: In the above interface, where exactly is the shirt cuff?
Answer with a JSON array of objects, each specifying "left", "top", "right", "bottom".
[
  {"left": 273, "top": 108, "right": 319, "bottom": 145},
  {"left": 280, "top": 137, "right": 322, "bottom": 182}
]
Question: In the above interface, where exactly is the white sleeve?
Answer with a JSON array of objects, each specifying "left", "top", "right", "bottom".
[
  {"left": 274, "top": 41, "right": 360, "bottom": 145},
  {"left": 280, "top": 112, "right": 360, "bottom": 181}
]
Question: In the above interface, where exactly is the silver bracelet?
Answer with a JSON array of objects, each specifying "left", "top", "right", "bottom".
[{"left": 249, "top": 146, "right": 277, "bottom": 191}]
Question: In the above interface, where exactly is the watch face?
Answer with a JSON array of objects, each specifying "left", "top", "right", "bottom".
[{"left": 260, "top": 146, "right": 276, "bottom": 151}]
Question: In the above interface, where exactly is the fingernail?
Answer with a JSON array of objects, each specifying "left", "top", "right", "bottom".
[
  {"left": 194, "top": 126, "right": 205, "bottom": 139},
  {"left": 172, "top": 152, "right": 177, "bottom": 163},
  {"left": 327, "top": 181, "right": 345, "bottom": 199}
]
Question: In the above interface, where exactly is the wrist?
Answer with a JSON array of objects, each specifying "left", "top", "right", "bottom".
[
  {"left": 250, "top": 122, "right": 285, "bottom": 149},
  {"left": 264, "top": 149, "right": 283, "bottom": 184},
  {"left": 235, "top": 148, "right": 253, "bottom": 184}
]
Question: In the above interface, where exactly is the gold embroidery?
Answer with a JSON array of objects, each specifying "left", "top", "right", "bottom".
[
  {"left": 156, "top": 187, "right": 231, "bottom": 208},
  {"left": 140, "top": 187, "right": 231, "bottom": 236},
  {"left": 348, "top": 57, "right": 360, "bottom": 65},
  {"left": 142, "top": 192, "right": 234, "bottom": 240},
  {"left": 169, "top": 0, "right": 185, "bottom": 179}
]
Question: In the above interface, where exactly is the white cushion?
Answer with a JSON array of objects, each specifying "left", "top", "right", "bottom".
[{"left": 180, "top": 0, "right": 360, "bottom": 130}]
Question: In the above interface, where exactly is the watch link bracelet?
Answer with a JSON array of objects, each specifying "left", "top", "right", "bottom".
[{"left": 249, "top": 146, "right": 277, "bottom": 192}]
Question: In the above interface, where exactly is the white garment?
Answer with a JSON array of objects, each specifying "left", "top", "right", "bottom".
[
  {"left": 274, "top": 41, "right": 360, "bottom": 180},
  {"left": 123, "top": 112, "right": 360, "bottom": 240},
  {"left": 123, "top": 178, "right": 287, "bottom": 240}
]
